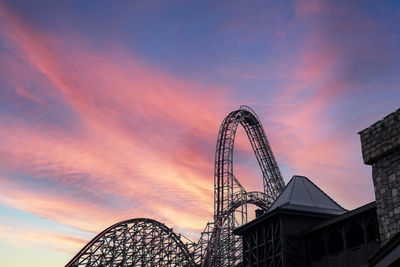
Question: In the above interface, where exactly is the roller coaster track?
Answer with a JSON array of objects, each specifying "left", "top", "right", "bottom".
[
  {"left": 197, "top": 105, "right": 285, "bottom": 266},
  {"left": 66, "top": 218, "right": 195, "bottom": 266},
  {"left": 66, "top": 105, "right": 284, "bottom": 267}
]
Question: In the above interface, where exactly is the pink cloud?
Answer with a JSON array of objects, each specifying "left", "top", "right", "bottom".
[
  {"left": 0, "top": 1, "right": 383, "bottom": 260},
  {"left": 295, "top": 0, "right": 323, "bottom": 17},
  {"left": 0, "top": 2, "right": 225, "bottom": 245},
  {"left": 221, "top": 1, "right": 384, "bottom": 210},
  {"left": 255, "top": 40, "right": 375, "bottom": 210}
]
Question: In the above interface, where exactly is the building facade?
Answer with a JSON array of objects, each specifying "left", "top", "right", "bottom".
[
  {"left": 359, "top": 108, "right": 400, "bottom": 266},
  {"left": 234, "top": 176, "right": 380, "bottom": 267},
  {"left": 235, "top": 108, "right": 400, "bottom": 267}
]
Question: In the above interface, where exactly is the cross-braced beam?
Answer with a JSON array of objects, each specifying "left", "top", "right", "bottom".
[
  {"left": 199, "top": 105, "right": 285, "bottom": 266},
  {"left": 66, "top": 106, "right": 284, "bottom": 267}
]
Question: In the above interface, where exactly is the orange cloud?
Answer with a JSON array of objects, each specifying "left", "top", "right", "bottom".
[
  {"left": 0, "top": 2, "right": 224, "bottom": 246},
  {"left": 0, "top": 224, "right": 87, "bottom": 254},
  {"left": 0, "top": 1, "right": 379, "bottom": 262}
]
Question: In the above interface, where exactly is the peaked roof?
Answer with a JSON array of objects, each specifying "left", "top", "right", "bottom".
[{"left": 267, "top": 175, "right": 347, "bottom": 215}]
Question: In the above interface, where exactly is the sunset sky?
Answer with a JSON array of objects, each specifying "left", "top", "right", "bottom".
[{"left": 1, "top": 1, "right": 400, "bottom": 266}]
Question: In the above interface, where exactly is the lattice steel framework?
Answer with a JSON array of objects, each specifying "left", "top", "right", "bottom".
[
  {"left": 66, "top": 106, "right": 284, "bottom": 267},
  {"left": 199, "top": 105, "right": 285, "bottom": 266},
  {"left": 65, "top": 218, "right": 195, "bottom": 267}
]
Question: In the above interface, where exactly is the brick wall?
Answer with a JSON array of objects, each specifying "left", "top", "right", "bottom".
[{"left": 359, "top": 108, "right": 400, "bottom": 244}]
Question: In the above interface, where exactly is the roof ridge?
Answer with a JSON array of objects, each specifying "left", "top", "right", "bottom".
[
  {"left": 267, "top": 175, "right": 347, "bottom": 215},
  {"left": 302, "top": 176, "right": 347, "bottom": 211},
  {"left": 286, "top": 176, "right": 296, "bottom": 203},
  {"left": 301, "top": 177, "right": 317, "bottom": 207}
]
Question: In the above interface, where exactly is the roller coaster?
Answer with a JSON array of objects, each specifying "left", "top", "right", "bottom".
[{"left": 66, "top": 105, "right": 285, "bottom": 267}]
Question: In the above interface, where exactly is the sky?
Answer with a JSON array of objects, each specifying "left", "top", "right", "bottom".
[{"left": 0, "top": 0, "right": 399, "bottom": 266}]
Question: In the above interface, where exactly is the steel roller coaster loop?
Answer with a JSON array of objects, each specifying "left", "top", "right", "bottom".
[
  {"left": 66, "top": 106, "right": 285, "bottom": 267},
  {"left": 198, "top": 105, "right": 285, "bottom": 266}
]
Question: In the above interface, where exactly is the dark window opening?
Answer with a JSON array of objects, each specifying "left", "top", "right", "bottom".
[
  {"left": 309, "top": 234, "right": 325, "bottom": 259},
  {"left": 328, "top": 229, "right": 344, "bottom": 254},
  {"left": 347, "top": 222, "right": 364, "bottom": 248},
  {"left": 366, "top": 219, "right": 379, "bottom": 243}
]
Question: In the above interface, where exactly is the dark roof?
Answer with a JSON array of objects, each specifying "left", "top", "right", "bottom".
[
  {"left": 267, "top": 175, "right": 347, "bottom": 215},
  {"left": 301, "top": 201, "right": 376, "bottom": 235},
  {"left": 234, "top": 175, "right": 347, "bottom": 235},
  {"left": 234, "top": 204, "right": 335, "bottom": 235}
]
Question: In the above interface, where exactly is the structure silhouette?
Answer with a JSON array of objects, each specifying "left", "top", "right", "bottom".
[{"left": 66, "top": 106, "right": 284, "bottom": 266}]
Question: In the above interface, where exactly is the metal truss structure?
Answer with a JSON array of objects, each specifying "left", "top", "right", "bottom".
[
  {"left": 66, "top": 106, "right": 285, "bottom": 267},
  {"left": 198, "top": 105, "right": 285, "bottom": 266},
  {"left": 65, "top": 218, "right": 195, "bottom": 267}
]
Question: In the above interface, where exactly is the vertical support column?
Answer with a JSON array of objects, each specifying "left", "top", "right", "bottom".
[{"left": 359, "top": 108, "right": 400, "bottom": 245}]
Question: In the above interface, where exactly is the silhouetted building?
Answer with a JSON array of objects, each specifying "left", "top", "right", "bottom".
[
  {"left": 360, "top": 108, "right": 400, "bottom": 266},
  {"left": 234, "top": 108, "right": 400, "bottom": 267},
  {"left": 234, "top": 176, "right": 380, "bottom": 267}
]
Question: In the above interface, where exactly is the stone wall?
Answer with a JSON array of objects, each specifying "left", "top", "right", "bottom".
[{"left": 359, "top": 108, "right": 400, "bottom": 245}]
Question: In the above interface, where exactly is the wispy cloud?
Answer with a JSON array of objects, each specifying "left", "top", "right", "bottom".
[
  {"left": 0, "top": 224, "right": 86, "bottom": 254},
  {"left": 0, "top": 1, "right": 399, "bottom": 264},
  {"left": 0, "top": 1, "right": 226, "bottom": 240}
]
